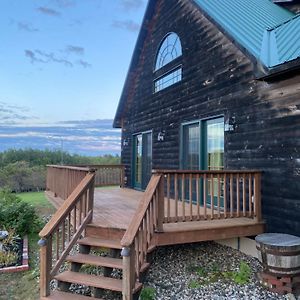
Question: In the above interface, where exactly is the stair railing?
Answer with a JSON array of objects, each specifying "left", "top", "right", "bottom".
[
  {"left": 38, "top": 171, "right": 95, "bottom": 298},
  {"left": 120, "top": 174, "right": 164, "bottom": 300}
]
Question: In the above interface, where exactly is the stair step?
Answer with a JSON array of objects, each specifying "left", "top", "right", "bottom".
[
  {"left": 67, "top": 253, "right": 123, "bottom": 269},
  {"left": 55, "top": 271, "right": 142, "bottom": 293},
  {"left": 77, "top": 237, "right": 122, "bottom": 249},
  {"left": 41, "top": 290, "right": 100, "bottom": 300}
]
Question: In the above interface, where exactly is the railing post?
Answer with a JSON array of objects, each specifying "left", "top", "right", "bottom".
[
  {"left": 121, "top": 246, "right": 135, "bottom": 300},
  {"left": 38, "top": 237, "right": 52, "bottom": 298},
  {"left": 157, "top": 175, "right": 165, "bottom": 232},
  {"left": 120, "top": 165, "right": 125, "bottom": 188},
  {"left": 88, "top": 173, "right": 95, "bottom": 222},
  {"left": 254, "top": 172, "right": 262, "bottom": 222}
]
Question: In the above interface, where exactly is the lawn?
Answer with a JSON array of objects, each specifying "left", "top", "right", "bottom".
[{"left": 0, "top": 191, "right": 55, "bottom": 300}]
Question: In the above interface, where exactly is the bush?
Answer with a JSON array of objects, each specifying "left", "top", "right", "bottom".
[
  {"left": 0, "top": 189, "right": 41, "bottom": 237},
  {"left": 140, "top": 287, "right": 155, "bottom": 300}
]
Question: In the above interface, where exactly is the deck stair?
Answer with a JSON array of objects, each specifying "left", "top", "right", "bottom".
[{"left": 55, "top": 234, "right": 142, "bottom": 299}]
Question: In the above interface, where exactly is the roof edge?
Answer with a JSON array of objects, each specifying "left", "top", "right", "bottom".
[{"left": 113, "top": 0, "right": 157, "bottom": 128}]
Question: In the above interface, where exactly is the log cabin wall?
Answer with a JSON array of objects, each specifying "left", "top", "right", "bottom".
[{"left": 120, "top": 0, "right": 300, "bottom": 235}]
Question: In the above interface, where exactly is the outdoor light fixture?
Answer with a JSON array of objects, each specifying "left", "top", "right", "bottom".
[
  {"left": 224, "top": 116, "right": 236, "bottom": 132},
  {"left": 122, "top": 138, "right": 129, "bottom": 146},
  {"left": 157, "top": 131, "right": 165, "bottom": 141}
]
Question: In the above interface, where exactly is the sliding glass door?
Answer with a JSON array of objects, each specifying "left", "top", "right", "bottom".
[
  {"left": 132, "top": 132, "right": 152, "bottom": 190},
  {"left": 182, "top": 117, "right": 224, "bottom": 206}
]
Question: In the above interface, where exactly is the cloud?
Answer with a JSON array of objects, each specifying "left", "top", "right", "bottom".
[
  {"left": 25, "top": 49, "right": 73, "bottom": 67},
  {"left": 37, "top": 6, "right": 61, "bottom": 17},
  {"left": 66, "top": 45, "right": 85, "bottom": 55},
  {"left": 25, "top": 46, "right": 91, "bottom": 68},
  {"left": 0, "top": 101, "right": 37, "bottom": 125},
  {"left": 120, "top": 0, "right": 144, "bottom": 11},
  {"left": 112, "top": 20, "right": 140, "bottom": 32},
  {"left": 18, "top": 22, "right": 39, "bottom": 32},
  {"left": 77, "top": 60, "right": 91, "bottom": 68}
]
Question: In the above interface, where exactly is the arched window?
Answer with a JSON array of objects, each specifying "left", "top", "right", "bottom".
[
  {"left": 154, "top": 32, "right": 183, "bottom": 93},
  {"left": 155, "top": 33, "right": 182, "bottom": 71}
]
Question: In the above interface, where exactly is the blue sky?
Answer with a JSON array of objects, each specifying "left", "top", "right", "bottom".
[{"left": 0, "top": 0, "right": 146, "bottom": 124}]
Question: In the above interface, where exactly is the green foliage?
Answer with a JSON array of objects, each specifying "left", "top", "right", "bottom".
[
  {"left": 0, "top": 251, "right": 18, "bottom": 267},
  {"left": 188, "top": 279, "right": 202, "bottom": 289},
  {"left": 0, "top": 149, "right": 120, "bottom": 192},
  {"left": 140, "top": 287, "right": 156, "bottom": 300},
  {"left": 187, "top": 261, "right": 252, "bottom": 289},
  {"left": 0, "top": 189, "right": 41, "bottom": 236},
  {"left": 231, "top": 261, "right": 251, "bottom": 284}
]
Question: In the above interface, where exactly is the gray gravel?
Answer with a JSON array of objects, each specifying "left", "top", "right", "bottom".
[{"left": 143, "top": 241, "right": 290, "bottom": 300}]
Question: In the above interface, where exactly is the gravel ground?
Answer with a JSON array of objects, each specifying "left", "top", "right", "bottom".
[{"left": 143, "top": 241, "right": 291, "bottom": 300}]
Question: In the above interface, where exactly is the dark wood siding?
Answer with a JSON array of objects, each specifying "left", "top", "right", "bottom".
[{"left": 120, "top": 0, "right": 300, "bottom": 236}]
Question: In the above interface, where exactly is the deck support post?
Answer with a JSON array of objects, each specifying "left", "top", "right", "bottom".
[
  {"left": 38, "top": 237, "right": 52, "bottom": 298},
  {"left": 157, "top": 175, "right": 165, "bottom": 232},
  {"left": 121, "top": 246, "right": 135, "bottom": 300}
]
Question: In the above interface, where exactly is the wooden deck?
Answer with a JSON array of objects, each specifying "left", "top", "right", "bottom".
[{"left": 46, "top": 186, "right": 264, "bottom": 245}]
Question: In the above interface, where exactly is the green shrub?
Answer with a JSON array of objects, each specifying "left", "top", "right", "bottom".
[
  {"left": 140, "top": 287, "right": 155, "bottom": 300},
  {"left": 0, "top": 189, "right": 41, "bottom": 236}
]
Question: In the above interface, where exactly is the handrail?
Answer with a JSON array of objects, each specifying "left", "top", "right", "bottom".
[
  {"left": 39, "top": 171, "right": 95, "bottom": 298},
  {"left": 153, "top": 169, "right": 262, "bottom": 174},
  {"left": 40, "top": 173, "right": 95, "bottom": 238},
  {"left": 121, "top": 174, "right": 161, "bottom": 247},
  {"left": 121, "top": 174, "right": 163, "bottom": 299},
  {"left": 46, "top": 164, "right": 91, "bottom": 172}
]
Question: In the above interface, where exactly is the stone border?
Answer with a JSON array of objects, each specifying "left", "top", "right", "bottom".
[{"left": 0, "top": 236, "right": 29, "bottom": 273}]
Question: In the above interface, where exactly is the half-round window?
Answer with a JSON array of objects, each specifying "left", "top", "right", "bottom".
[{"left": 155, "top": 32, "right": 182, "bottom": 71}]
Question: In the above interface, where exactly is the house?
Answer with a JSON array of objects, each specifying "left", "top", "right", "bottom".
[
  {"left": 114, "top": 0, "right": 300, "bottom": 236},
  {"left": 39, "top": 0, "right": 300, "bottom": 299}
]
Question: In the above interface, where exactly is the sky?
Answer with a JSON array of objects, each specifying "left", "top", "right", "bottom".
[{"left": 0, "top": 0, "right": 147, "bottom": 155}]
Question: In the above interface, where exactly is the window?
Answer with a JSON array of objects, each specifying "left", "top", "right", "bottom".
[
  {"left": 154, "top": 67, "right": 182, "bottom": 93},
  {"left": 155, "top": 33, "right": 182, "bottom": 71},
  {"left": 154, "top": 33, "right": 182, "bottom": 93}
]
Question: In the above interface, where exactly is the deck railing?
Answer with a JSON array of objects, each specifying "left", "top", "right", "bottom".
[
  {"left": 155, "top": 170, "right": 262, "bottom": 223},
  {"left": 82, "top": 164, "right": 125, "bottom": 187},
  {"left": 46, "top": 165, "right": 91, "bottom": 200},
  {"left": 39, "top": 171, "right": 95, "bottom": 298},
  {"left": 121, "top": 169, "right": 262, "bottom": 299}
]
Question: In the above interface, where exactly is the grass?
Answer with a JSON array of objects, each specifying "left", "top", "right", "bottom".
[
  {"left": 0, "top": 191, "right": 55, "bottom": 300},
  {"left": 17, "top": 191, "right": 55, "bottom": 215}
]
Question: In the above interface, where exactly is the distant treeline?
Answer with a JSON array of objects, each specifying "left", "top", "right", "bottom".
[{"left": 0, "top": 149, "right": 120, "bottom": 192}]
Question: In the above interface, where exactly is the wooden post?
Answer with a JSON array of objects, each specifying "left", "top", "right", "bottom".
[
  {"left": 88, "top": 174, "right": 95, "bottom": 222},
  {"left": 254, "top": 172, "right": 262, "bottom": 222},
  {"left": 157, "top": 175, "right": 165, "bottom": 232},
  {"left": 120, "top": 166, "right": 125, "bottom": 188},
  {"left": 38, "top": 237, "right": 52, "bottom": 298},
  {"left": 121, "top": 246, "right": 135, "bottom": 300}
]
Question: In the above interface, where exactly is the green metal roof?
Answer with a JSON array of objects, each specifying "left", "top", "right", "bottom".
[{"left": 194, "top": 0, "right": 300, "bottom": 68}]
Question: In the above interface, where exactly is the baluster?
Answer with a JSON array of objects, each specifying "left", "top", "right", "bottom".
[
  {"left": 73, "top": 206, "right": 77, "bottom": 231},
  {"left": 254, "top": 172, "right": 262, "bottom": 221},
  {"left": 243, "top": 173, "right": 246, "bottom": 217},
  {"left": 224, "top": 174, "right": 227, "bottom": 218},
  {"left": 217, "top": 174, "right": 221, "bottom": 219},
  {"left": 249, "top": 174, "right": 252, "bottom": 217},
  {"left": 203, "top": 174, "right": 207, "bottom": 220},
  {"left": 68, "top": 212, "right": 71, "bottom": 242},
  {"left": 56, "top": 227, "right": 60, "bottom": 261},
  {"left": 196, "top": 174, "right": 200, "bottom": 220},
  {"left": 230, "top": 174, "right": 233, "bottom": 218},
  {"left": 189, "top": 174, "right": 193, "bottom": 221},
  {"left": 167, "top": 174, "right": 170, "bottom": 222},
  {"left": 174, "top": 174, "right": 178, "bottom": 222},
  {"left": 236, "top": 174, "right": 240, "bottom": 217},
  {"left": 181, "top": 174, "right": 185, "bottom": 221},
  {"left": 62, "top": 220, "right": 65, "bottom": 252},
  {"left": 210, "top": 174, "right": 214, "bottom": 220}
]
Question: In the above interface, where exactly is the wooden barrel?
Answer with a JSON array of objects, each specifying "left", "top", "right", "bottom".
[{"left": 256, "top": 233, "right": 300, "bottom": 276}]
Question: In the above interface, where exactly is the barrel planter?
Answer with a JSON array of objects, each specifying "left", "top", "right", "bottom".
[{"left": 255, "top": 233, "right": 300, "bottom": 276}]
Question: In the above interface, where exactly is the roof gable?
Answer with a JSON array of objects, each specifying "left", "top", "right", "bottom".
[{"left": 194, "top": 0, "right": 299, "bottom": 68}]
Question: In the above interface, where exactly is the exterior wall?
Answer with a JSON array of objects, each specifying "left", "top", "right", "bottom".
[{"left": 120, "top": 0, "right": 300, "bottom": 236}]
